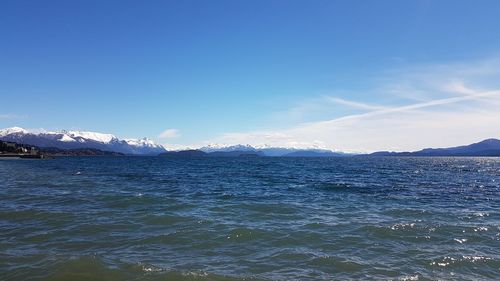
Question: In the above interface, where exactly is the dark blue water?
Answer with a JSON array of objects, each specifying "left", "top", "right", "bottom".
[{"left": 1, "top": 157, "right": 499, "bottom": 280}]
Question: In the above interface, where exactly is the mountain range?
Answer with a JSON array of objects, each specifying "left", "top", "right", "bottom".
[
  {"left": 0, "top": 127, "right": 166, "bottom": 155},
  {"left": 1, "top": 127, "right": 499, "bottom": 157},
  {"left": 198, "top": 144, "right": 349, "bottom": 157},
  {"left": 164, "top": 139, "right": 500, "bottom": 157},
  {"left": 160, "top": 149, "right": 348, "bottom": 158},
  {"left": 0, "top": 127, "right": 349, "bottom": 156}
]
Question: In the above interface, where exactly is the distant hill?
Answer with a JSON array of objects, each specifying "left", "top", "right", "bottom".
[
  {"left": 159, "top": 150, "right": 207, "bottom": 157},
  {"left": 208, "top": 150, "right": 264, "bottom": 157},
  {"left": 370, "top": 139, "right": 500, "bottom": 156},
  {"left": 159, "top": 150, "right": 263, "bottom": 157},
  {"left": 282, "top": 150, "right": 347, "bottom": 157},
  {"left": 160, "top": 148, "right": 348, "bottom": 158},
  {"left": 1, "top": 140, "right": 123, "bottom": 156},
  {"left": 39, "top": 147, "right": 124, "bottom": 156}
]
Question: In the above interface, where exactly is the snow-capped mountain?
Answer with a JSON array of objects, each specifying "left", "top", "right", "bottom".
[
  {"left": 200, "top": 144, "right": 257, "bottom": 153},
  {"left": 0, "top": 127, "right": 166, "bottom": 155},
  {"left": 65, "top": 130, "right": 117, "bottom": 143},
  {"left": 199, "top": 143, "right": 349, "bottom": 157},
  {"left": 0, "top": 127, "right": 28, "bottom": 136}
]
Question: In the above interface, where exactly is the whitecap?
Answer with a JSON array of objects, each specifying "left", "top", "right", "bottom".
[
  {"left": 398, "top": 274, "right": 419, "bottom": 281},
  {"left": 473, "top": 226, "right": 488, "bottom": 232},
  {"left": 390, "top": 222, "right": 416, "bottom": 230}
]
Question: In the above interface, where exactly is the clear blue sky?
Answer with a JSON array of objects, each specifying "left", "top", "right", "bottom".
[{"left": 1, "top": 1, "right": 500, "bottom": 151}]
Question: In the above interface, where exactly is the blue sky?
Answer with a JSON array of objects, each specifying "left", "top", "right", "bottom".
[{"left": 1, "top": 0, "right": 500, "bottom": 151}]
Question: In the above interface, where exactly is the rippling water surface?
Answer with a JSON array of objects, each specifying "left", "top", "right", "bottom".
[{"left": 1, "top": 156, "right": 499, "bottom": 280}]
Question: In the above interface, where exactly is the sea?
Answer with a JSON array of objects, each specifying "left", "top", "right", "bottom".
[{"left": 1, "top": 156, "right": 499, "bottom": 280}]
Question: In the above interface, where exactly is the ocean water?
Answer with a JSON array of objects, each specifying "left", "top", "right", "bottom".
[{"left": 1, "top": 156, "right": 499, "bottom": 281}]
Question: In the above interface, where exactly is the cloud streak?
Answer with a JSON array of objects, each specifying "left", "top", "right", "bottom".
[
  {"left": 319, "top": 87, "right": 500, "bottom": 126},
  {"left": 0, "top": 114, "right": 27, "bottom": 120},
  {"left": 159, "top": 129, "right": 180, "bottom": 139},
  {"left": 326, "top": 97, "right": 388, "bottom": 111}
]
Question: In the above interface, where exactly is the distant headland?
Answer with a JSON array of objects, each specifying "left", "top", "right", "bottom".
[{"left": 367, "top": 138, "right": 500, "bottom": 157}]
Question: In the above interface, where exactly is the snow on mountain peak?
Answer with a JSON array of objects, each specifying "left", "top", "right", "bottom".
[
  {"left": 200, "top": 143, "right": 256, "bottom": 152},
  {"left": 67, "top": 131, "right": 117, "bottom": 144},
  {"left": 0, "top": 127, "right": 28, "bottom": 136},
  {"left": 125, "top": 137, "right": 165, "bottom": 148},
  {"left": 58, "top": 134, "right": 76, "bottom": 142},
  {"left": 0, "top": 126, "right": 167, "bottom": 154},
  {"left": 199, "top": 143, "right": 333, "bottom": 152}
]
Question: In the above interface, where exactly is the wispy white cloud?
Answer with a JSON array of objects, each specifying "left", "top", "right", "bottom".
[
  {"left": 326, "top": 97, "right": 388, "bottom": 111},
  {"left": 0, "top": 113, "right": 27, "bottom": 120},
  {"left": 158, "top": 128, "right": 180, "bottom": 139},
  {"left": 441, "top": 80, "right": 477, "bottom": 95},
  {"left": 319, "top": 88, "right": 500, "bottom": 125}
]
